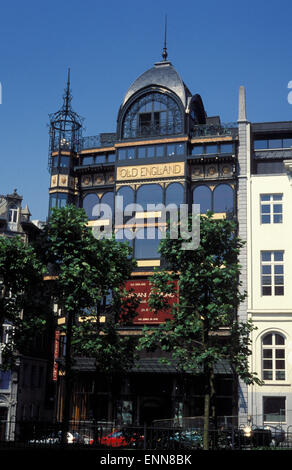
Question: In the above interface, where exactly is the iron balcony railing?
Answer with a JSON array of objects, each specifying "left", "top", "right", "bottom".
[
  {"left": 81, "top": 134, "right": 117, "bottom": 150},
  {"left": 191, "top": 123, "right": 238, "bottom": 138}
]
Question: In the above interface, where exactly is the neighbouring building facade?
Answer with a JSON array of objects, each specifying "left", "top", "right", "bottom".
[
  {"left": 242, "top": 106, "right": 292, "bottom": 429},
  {"left": 0, "top": 190, "right": 52, "bottom": 440}
]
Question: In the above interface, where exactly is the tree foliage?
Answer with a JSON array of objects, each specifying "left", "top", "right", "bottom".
[
  {"left": 138, "top": 212, "right": 261, "bottom": 449},
  {"left": 38, "top": 205, "right": 139, "bottom": 375},
  {"left": 0, "top": 236, "right": 47, "bottom": 368}
]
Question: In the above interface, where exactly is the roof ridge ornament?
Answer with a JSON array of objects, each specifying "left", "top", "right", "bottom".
[
  {"left": 162, "top": 15, "right": 168, "bottom": 61},
  {"left": 63, "top": 67, "right": 72, "bottom": 113}
]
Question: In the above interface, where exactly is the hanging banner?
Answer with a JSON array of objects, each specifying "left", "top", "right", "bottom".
[
  {"left": 52, "top": 330, "right": 60, "bottom": 381},
  {"left": 124, "top": 279, "right": 178, "bottom": 324}
]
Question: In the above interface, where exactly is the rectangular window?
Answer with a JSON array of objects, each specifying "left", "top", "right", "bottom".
[
  {"left": 82, "top": 156, "right": 94, "bottom": 165},
  {"left": 138, "top": 146, "right": 146, "bottom": 159},
  {"left": 268, "top": 139, "right": 282, "bottom": 149},
  {"left": 176, "top": 143, "right": 185, "bottom": 155},
  {"left": 283, "top": 138, "right": 292, "bottom": 148},
  {"left": 95, "top": 154, "right": 106, "bottom": 164},
  {"left": 167, "top": 144, "right": 175, "bottom": 156},
  {"left": 147, "top": 146, "right": 155, "bottom": 158},
  {"left": 205, "top": 144, "right": 217, "bottom": 154},
  {"left": 260, "top": 194, "right": 283, "bottom": 224},
  {"left": 261, "top": 251, "right": 284, "bottom": 296},
  {"left": 52, "top": 156, "right": 58, "bottom": 167},
  {"left": 127, "top": 148, "right": 136, "bottom": 160},
  {"left": 254, "top": 139, "right": 268, "bottom": 149},
  {"left": 60, "top": 156, "right": 70, "bottom": 167},
  {"left": 156, "top": 145, "right": 164, "bottom": 157},
  {"left": 191, "top": 145, "right": 204, "bottom": 155},
  {"left": 0, "top": 370, "right": 11, "bottom": 390},
  {"left": 107, "top": 153, "right": 116, "bottom": 162},
  {"left": 118, "top": 149, "right": 127, "bottom": 160},
  {"left": 220, "top": 143, "right": 233, "bottom": 153},
  {"left": 263, "top": 396, "right": 286, "bottom": 423},
  {"left": 256, "top": 161, "right": 285, "bottom": 174}
]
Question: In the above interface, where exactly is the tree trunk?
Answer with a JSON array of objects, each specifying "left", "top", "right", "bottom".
[{"left": 203, "top": 363, "right": 211, "bottom": 450}]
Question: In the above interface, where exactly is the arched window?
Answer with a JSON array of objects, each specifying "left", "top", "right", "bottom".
[
  {"left": 122, "top": 92, "right": 183, "bottom": 138},
  {"left": 262, "top": 332, "right": 286, "bottom": 381},
  {"left": 116, "top": 186, "right": 135, "bottom": 223},
  {"left": 165, "top": 183, "right": 184, "bottom": 207},
  {"left": 8, "top": 204, "right": 18, "bottom": 223},
  {"left": 193, "top": 186, "right": 212, "bottom": 214},
  {"left": 101, "top": 192, "right": 114, "bottom": 219},
  {"left": 134, "top": 227, "right": 162, "bottom": 259},
  {"left": 213, "top": 184, "right": 234, "bottom": 213},
  {"left": 136, "top": 184, "right": 163, "bottom": 211},
  {"left": 116, "top": 186, "right": 134, "bottom": 211},
  {"left": 83, "top": 193, "right": 99, "bottom": 220}
]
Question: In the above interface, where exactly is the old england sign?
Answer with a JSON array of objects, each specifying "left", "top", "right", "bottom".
[{"left": 116, "top": 161, "right": 185, "bottom": 181}]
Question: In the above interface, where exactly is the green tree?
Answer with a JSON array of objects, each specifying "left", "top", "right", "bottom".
[
  {"left": 138, "top": 212, "right": 261, "bottom": 450},
  {"left": 39, "top": 205, "right": 138, "bottom": 441},
  {"left": 0, "top": 236, "right": 47, "bottom": 367}
]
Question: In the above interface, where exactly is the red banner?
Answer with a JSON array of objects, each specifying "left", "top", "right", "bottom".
[
  {"left": 52, "top": 330, "right": 60, "bottom": 381},
  {"left": 125, "top": 279, "right": 177, "bottom": 324}
]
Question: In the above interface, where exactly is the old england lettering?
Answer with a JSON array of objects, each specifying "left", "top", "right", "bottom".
[{"left": 116, "top": 162, "right": 185, "bottom": 181}]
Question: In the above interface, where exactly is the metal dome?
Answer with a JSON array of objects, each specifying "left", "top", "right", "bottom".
[{"left": 121, "top": 60, "right": 192, "bottom": 110}]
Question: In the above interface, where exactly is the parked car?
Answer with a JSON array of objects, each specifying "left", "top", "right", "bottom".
[
  {"left": 29, "top": 431, "right": 83, "bottom": 445},
  {"left": 242, "top": 426, "right": 272, "bottom": 447},
  {"left": 170, "top": 430, "right": 203, "bottom": 450},
  {"left": 263, "top": 425, "right": 285, "bottom": 446},
  {"left": 95, "top": 429, "right": 144, "bottom": 448}
]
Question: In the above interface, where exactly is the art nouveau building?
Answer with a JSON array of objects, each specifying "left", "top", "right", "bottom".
[{"left": 48, "top": 53, "right": 240, "bottom": 425}]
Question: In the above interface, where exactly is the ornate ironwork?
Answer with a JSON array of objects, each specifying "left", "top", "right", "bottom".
[
  {"left": 191, "top": 123, "right": 238, "bottom": 138},
  {"left": 81, "top": 133, "right": 116, "bottom": 150},
  {"left": 48, "top": 69, "right": 84, "bottom": 171},
  {"left": 122, "top": 92, "right": 183, "bottom": 139}
]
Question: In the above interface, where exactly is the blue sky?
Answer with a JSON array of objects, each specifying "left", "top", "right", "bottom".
[{"left": 0, "top": 0, "right": 292, "bottom": 221}]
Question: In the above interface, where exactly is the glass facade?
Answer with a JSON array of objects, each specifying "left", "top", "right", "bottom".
[
  {"left": 193, "top": 183, "right": 234, "bottom": 214},
  {"left": 122, "top": 92, "right": 183, "bottom": 138},
  {"left": 136, "top": 184, "right": 163, "bottom": 210},
  {"left": 49, "top": 193, "right": 68, "bottom": 210}
]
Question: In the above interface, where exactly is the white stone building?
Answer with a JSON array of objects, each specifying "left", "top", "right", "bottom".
[{"left": 239, "top": 91, "right": 292, "bottom": 429}]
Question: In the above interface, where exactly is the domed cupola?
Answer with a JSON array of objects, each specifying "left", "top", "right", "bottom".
[{"left": 117, "top": 49, "right": 206, "bottom": 140}]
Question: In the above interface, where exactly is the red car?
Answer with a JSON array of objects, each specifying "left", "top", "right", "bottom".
[{"left": 97, "top": 429, "right": 143, "bottom": 448}]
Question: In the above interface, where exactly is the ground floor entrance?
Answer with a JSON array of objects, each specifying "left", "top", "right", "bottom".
[{"left": 56, "top": 369, "right": 236, "bottom": 426}]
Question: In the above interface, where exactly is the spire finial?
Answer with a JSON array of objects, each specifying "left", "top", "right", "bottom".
[
  {"left": 64, "top": 67, "right": 71, "bottom": 112},
  {"left": 162, "top": 15, "right": 168, "bottom": 61}
]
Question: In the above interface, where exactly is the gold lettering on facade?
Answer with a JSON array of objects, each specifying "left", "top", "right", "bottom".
[{"left": 116, "top": 162, "right": 185, "bottom": 181}]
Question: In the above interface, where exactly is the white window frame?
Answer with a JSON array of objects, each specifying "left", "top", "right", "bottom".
[
  {"left": 261, "top": 250, "right": 284, "bottom": 296},
  {"left": 262, "top": 332, "right": 286, "bottom": 381},
  {"left": 260, "top": 193, "right": 283, "bottom": 224}
]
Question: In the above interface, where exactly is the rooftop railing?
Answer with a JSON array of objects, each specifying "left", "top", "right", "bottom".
[
  {"left": 191, "top": 123, "right": 238, "bottom": 138},
  {"left": 81, "top": 134, "right": 117, "bottom": 150}
]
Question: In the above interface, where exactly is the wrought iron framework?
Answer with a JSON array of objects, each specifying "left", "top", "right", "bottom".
[
  {"left": 191, "top": 123, "right": 238, "bottom": 138},
  {"left": 122, "top": 92, "right": 184, "bottom": 139},
  {"left": 80, "top": 133, "right": 116, "bottom": 150},
  {"left": 48, "top": 70, "right": 83, "bottom": 170}
]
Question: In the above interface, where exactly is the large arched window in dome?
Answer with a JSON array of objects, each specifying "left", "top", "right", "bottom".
[{"left": 122, "top": 92, "right": 183, "bottom": 139}]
